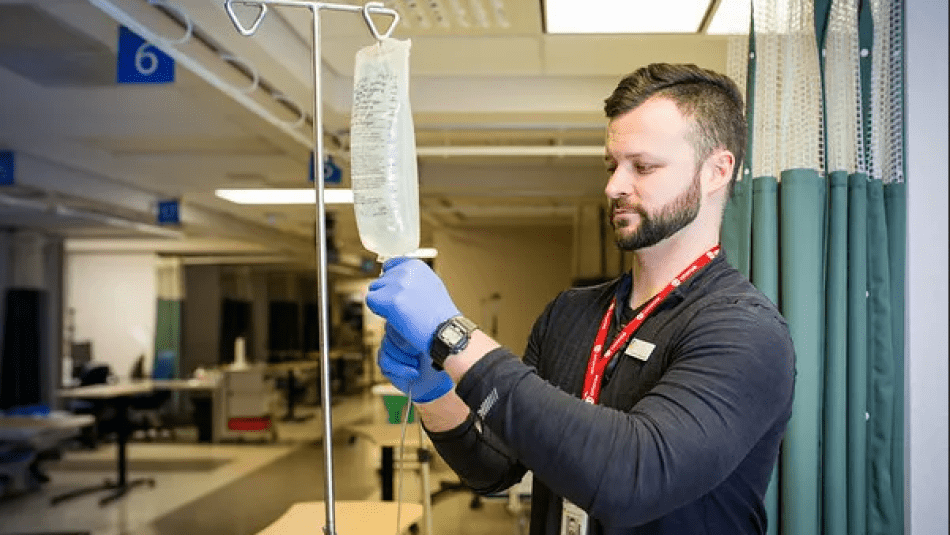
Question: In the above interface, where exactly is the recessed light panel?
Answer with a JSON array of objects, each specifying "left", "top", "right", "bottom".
[
  {"left": 707, "top": 0, "right": 752, "bottom": 35},
  {"left": 216, "top": 189, "right": 354, "bottom": 205},
  {"left": 544, "top": 0, "right": 710, "bottom": 34}
]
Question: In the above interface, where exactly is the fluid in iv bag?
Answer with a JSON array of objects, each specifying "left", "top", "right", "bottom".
[{"left": 350, "top": 38, "right": 419, "bottom": 260}]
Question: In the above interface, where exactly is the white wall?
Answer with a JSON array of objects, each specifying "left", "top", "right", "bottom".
[
  {"left": 906, "top": 1, "right": 949, "bottom": 533},
  {"left": 66, "top": 252, "right": 157, "bottom": 380},
  {"left": 434, "top": 225, "right": 574, "bottom": 352}
]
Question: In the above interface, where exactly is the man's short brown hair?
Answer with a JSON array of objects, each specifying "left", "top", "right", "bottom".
[{"left": 604, "top": 63, "right": 747, "bottom": 195}]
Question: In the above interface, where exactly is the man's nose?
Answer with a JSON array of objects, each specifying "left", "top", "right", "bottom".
[{"left": 605, "top": 168, "right": 629, "bottom": 199}]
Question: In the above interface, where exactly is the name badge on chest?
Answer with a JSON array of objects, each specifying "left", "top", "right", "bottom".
[
  {"left": 561, "top": 499, "right": 589, "bottom": 535},
  {"left": 624, "top": 338, "right": 656, "bottom": 362}
]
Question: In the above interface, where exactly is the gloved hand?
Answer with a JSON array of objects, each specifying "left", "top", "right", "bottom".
[
  {"left": 367, "top": 257, "right": 461, "bottom": 355},
  {"left": 377, "top": 325, "right": 453, "bottom": 403}
]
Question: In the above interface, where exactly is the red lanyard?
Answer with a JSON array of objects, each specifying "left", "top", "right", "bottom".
[{"left": 581, "top": 245, "right": 720, "bottom": 404}]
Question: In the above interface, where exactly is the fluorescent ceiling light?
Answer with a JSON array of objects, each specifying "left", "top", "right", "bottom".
[
  {"left": 545, "top": 0, "right": 711, "bottom": 34},
  {"left": 216, "top": 188, "right": 354, "bottom": 205},
  {"left": 706, "top": 0, "right": 751, "bottom": 34}
]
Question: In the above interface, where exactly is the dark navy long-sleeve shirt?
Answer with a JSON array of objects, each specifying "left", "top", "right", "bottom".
[{"left": 427, "top": 255, "right": 796, "bottom": 534}]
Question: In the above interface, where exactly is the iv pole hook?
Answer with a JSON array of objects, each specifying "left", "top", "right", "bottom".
[
  {"left": 224, "top": 0, "right": 267, "bottom": 36},
  {"left": 362, "top": 1, "right": 399, "bottom": 40}
]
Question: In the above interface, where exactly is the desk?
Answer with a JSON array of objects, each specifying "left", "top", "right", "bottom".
[
  {"left": 0, "top": 413, "right": 95, "bottom": 451},
  {"left": 257, "top": 501, "right": 423, "bottom": 535},
  {"left": 147, "top": 378, "right": 219, "bottom": 392},
  {"left": 55, "top": 379, "right": 217, "bottom": 505}
]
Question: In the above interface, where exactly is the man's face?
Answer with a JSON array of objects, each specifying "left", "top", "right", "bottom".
[{"left": 604, "top": 97, "right": 704, "bottom": 251}]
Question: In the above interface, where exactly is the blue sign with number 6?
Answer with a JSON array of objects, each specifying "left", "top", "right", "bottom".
[
  {"left": 309, "top": 152, "right": 342, "bottom": 184},
  {"left": 157, "top": 200, "right": 180, "bottom": 225},
  {"left": 117, "top": 26, "right": 175, "bottom": 84}
]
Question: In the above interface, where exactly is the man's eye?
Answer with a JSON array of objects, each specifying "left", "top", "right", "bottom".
[
  {"left": 606, "top": 165, "right": 617, "bottom": 175},
  {"left": 636, "top": 165, "right": 656, "bottom": 174}
]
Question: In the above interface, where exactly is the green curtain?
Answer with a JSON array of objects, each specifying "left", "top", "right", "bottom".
[
  {"left": 866, "top": 178, "right": 898, "bottom": 532},
  {"left": 752, "top": 174, "right": 780, "bottom": 535},
  {"left": 722, "top": 175, "right": 753, "bottom": 278},
  {"left": 780, "top": 169, "right": 827, "bottom": 535},
  {"left": 721, "top": 1, "right": 906, "bottom": 533},
  {"left": 883, "top": 181, "right": 905, "bottom": 533},
  {"left": 847, "top": 172, "right": 869, "bottom": 535},
  {"left": 824, "top": 170, "right": 851, "bottom": 534},
  {"left": 155, "top": 298, "right": 182, "bottom": 377}
]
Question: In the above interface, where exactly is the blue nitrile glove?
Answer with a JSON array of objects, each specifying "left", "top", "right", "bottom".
[
  {"left": 366, "top": 257, "right": 461, "bottom": 355},
  {"left": 378, "top": 325, "right": 453, "bottom": 403}
]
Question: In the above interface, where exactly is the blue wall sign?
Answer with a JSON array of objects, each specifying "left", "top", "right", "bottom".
[
  {"left": 0, "top": 151, "right": 13, "bottom": 186},
  {"left": 117, "top": 26, "right": 175, "bottom": 84},
  {"left": 309, "top": 152, "right": 342, "bottom": 184},
  {"left": 157, "top": 200, "right": 180, "bottom": 225}
]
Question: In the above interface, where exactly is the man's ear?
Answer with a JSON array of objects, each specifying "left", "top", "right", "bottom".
[{"left": 705, "top": 149, "right": 735, "bottom": 194}]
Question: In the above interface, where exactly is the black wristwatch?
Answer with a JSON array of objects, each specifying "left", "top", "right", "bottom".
[{"left": 430, "top": 315, "right": 478, "bottom": 370}]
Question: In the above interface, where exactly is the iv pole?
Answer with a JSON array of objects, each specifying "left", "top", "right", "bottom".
[{"left": 224, "top": 2, "right": 399, "bottom": 534}]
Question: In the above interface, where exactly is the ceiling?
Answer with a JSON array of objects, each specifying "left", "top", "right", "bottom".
[{"left": 0, "top": 0, "right": 745, "bottom": 275}]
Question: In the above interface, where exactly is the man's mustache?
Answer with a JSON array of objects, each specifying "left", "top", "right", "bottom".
[{"left": 610, "top": 200, "right": 644, "bottom": 214}]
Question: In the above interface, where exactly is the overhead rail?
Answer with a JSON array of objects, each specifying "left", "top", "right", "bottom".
[
  {"left": 0, "top": 192, "right": 184, "bottom": 238},
  {"left": 88, "top": 0, "right": 318, "bottom": 148}
]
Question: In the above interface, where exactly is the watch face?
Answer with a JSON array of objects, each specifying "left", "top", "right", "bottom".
[{"left": 441, "top": 324, "right": 466, "bottom": 347}]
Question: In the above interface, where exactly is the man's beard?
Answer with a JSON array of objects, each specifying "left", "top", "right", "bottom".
[{"left": 611, "top": 169, "right": 702, "bottom": 251}]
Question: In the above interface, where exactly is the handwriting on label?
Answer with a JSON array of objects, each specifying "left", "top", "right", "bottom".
[{"left": 352, "top": 58, "right": 400, "bottom": 207}]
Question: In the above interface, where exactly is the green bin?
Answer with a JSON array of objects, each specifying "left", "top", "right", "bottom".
[{"left": 381, "top": 394, "right": 415, "bottom": 424}]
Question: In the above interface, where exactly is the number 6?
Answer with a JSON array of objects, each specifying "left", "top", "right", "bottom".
[{"left": 135, "top": 43, "right": 159, "bottom": 76}]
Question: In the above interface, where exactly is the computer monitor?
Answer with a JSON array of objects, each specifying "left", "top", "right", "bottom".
[{"left": 70, "top": 340, "right": 93, "bottom": 377}]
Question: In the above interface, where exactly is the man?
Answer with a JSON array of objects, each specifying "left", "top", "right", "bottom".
[{"left": 367, "top": 63, "right": 796, "bottom": 534}]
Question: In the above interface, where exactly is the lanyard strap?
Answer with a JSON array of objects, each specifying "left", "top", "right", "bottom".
[{"left": 581, "top": 245, "right": 721, "bottom": 404}]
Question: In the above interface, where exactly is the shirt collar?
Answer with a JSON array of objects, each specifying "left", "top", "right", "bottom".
[
  {"left": 613, "top": 272, "right": 633, "bottom": 323},
  {"left": 612, "top": 252, "right": 727, "bottom": 322}
]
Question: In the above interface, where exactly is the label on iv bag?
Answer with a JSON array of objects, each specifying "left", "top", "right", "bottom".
[
  {"left": 350, "top": 38, "right": 420, "bottom": 258},
  {"left": 352, "top": 67, "right": 398, "bottom": 209}
]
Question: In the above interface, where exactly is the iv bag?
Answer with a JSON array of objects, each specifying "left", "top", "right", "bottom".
[{"left": 350, "top": 38, "right": 419, "bottom": 260}]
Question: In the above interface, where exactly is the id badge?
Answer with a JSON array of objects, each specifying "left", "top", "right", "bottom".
[{"left": 560, "top": 499, "right": 589, "bottom": 535}]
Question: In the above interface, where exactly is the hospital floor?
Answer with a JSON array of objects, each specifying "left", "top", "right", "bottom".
[{"left": 0, "top": 389, "right": 529, "bottom": 535}]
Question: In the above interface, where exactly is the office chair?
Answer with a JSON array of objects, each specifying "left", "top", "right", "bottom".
[
  {"left": 129, "top": 350, "right": 177, "bottom": 439},
  {"left": 130, "top": 355, "right": 147, "bottom": 379}
]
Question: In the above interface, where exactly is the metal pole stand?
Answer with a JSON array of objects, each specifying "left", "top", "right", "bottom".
[{"left": 224, "top": 2, "right": 399, "bottom": 534}]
